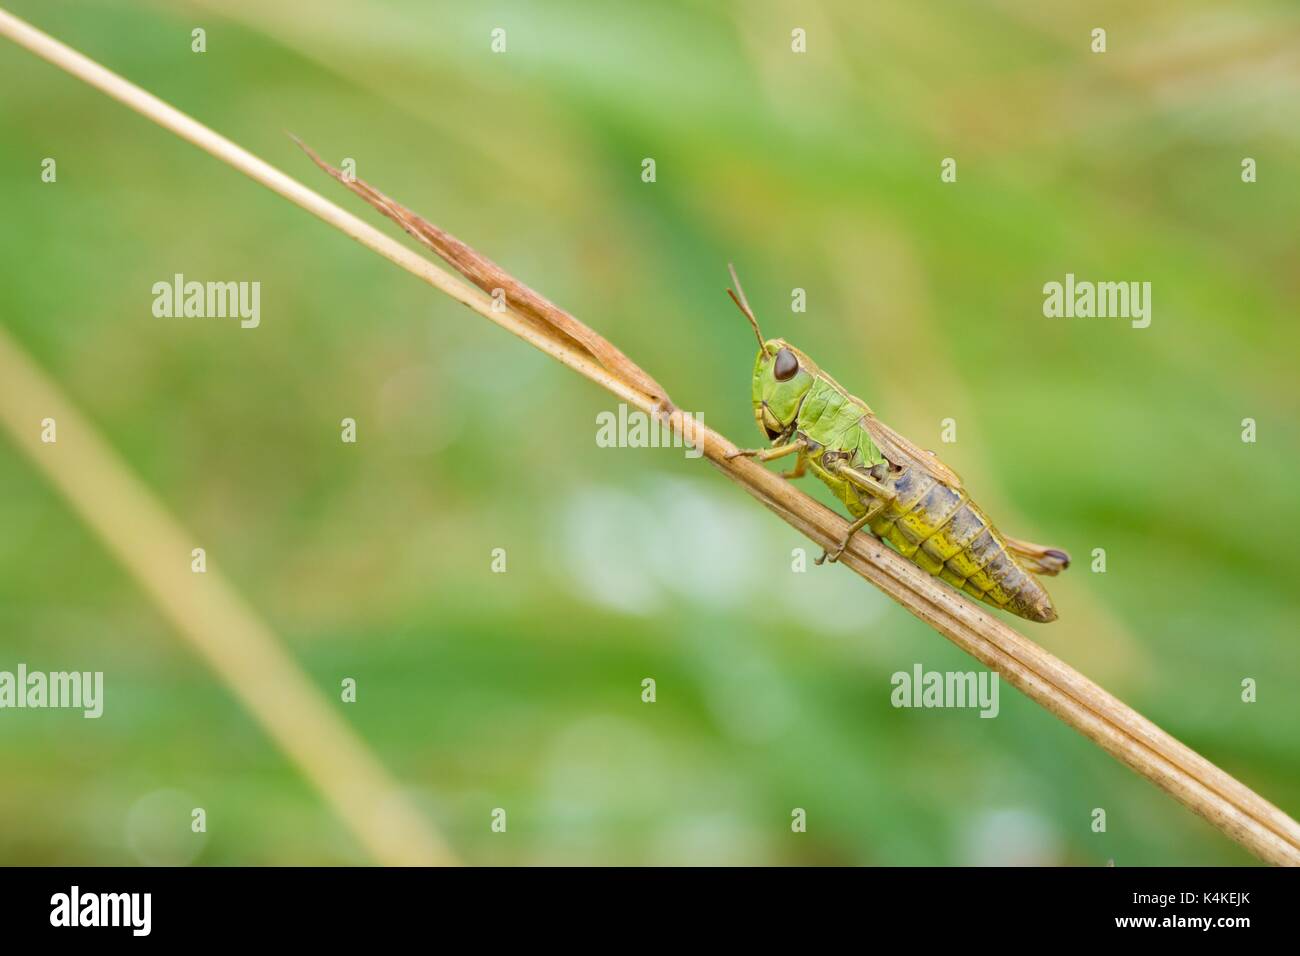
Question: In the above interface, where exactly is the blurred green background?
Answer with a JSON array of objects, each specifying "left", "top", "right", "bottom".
[{"left": 1, "top": 0, "right": 1297, "bottom": 865}]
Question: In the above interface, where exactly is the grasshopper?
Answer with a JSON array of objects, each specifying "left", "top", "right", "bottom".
[{"left": 724, "top": 268, "right": 1069, "bottom": 623}]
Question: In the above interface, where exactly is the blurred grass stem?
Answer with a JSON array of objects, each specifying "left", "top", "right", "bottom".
[{"left": 0, "top": 7, "right": 455, "bottom": 867}]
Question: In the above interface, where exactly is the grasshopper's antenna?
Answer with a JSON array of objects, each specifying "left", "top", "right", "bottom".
[{"left": 727, "top": 263, "right": 764, "bottom": 348}]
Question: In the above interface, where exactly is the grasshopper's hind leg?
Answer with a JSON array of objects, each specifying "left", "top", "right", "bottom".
[
  {"left": 815, "top": 461, "right": 896, "bottom": 565},
  {"left": 1003, "top": 535, "right": 1071, "bottom": 576},
  {"left": 815, "top": 510, "right": 877, "bottom": 566}
]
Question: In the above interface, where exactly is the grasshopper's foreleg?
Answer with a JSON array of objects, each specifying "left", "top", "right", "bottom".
[
  {"left": 780, "top": 449, "right": 808, "bottom": 480},
  {"left": 815, "top": 461, "right": 896, "bottom": 565},
  {"left": 725, "top": 437, "right": 807, "bottom": 463}
]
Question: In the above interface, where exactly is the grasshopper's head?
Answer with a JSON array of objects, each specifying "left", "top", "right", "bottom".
[
  {"left": 752, "top": 339, "right": 816, "bottom": 442},
  {"left": 726, "top": 266, "right": 817, "bottom": 442}
]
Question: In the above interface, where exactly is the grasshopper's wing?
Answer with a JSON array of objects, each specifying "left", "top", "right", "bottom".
[{"left": 862, "top": 414, "right": 964, "bottom": 490}]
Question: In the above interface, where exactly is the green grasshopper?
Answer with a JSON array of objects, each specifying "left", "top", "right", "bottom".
[{"left": 724, "top": 268, "right": 1069, "bottom": 623}]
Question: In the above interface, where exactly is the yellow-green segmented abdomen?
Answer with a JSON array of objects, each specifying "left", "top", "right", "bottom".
[{"left": 855, "top": 464, "right": 1057, "bottom": 623}]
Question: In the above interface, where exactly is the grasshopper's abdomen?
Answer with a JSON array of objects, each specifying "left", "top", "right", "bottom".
[{"left": 865, "top": 465, "right": 1057, "bottom": 623}]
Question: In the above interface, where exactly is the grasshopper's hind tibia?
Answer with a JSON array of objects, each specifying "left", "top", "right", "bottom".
[
  {"left": 815, "top": 511, "right": 874, "bottom": 566},
  {"left": 815, "top": 460, "right": 895, "bottom": 565},
  {"left": 1003, "top": 536, "right": 1071, "bottom": 576}
]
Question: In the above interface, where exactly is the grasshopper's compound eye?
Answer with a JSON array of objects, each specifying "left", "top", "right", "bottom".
[{"left": 773, "top": 348, "right": 799, "bottom": 381}]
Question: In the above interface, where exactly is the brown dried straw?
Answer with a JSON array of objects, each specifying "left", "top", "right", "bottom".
[{"left": 2, "top": 6, "right": 1296, "bottom": 865}]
